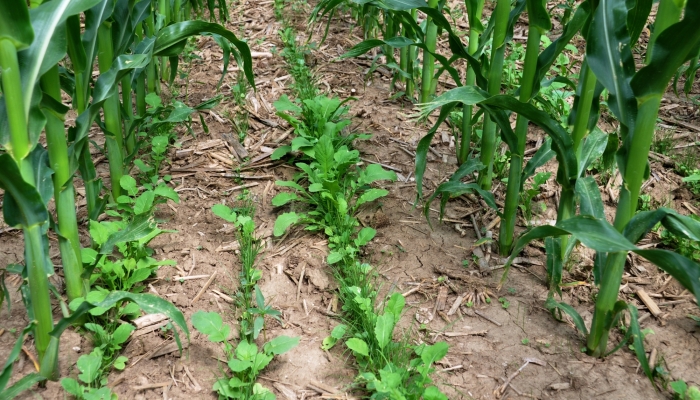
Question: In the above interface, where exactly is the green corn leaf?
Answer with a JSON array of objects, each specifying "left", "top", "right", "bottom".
[
  {"left": 533, "top": 1, "right": 590, "bottom": 94},
  {"left": 521, "top": 138, "right": 555, "bottom": 184},
  {"left": 450, "top": 157, "right": 484, "bottom": 182},
  {"left": 466, "top": 0, "right": 485, "bottom": 33},
  {"left": 152, "top": 21, "right": 255, "bottom": 88},
  {"left": 0, "top": 323, "right": 35, "bottom": 392},
  {"left": 424, "top": 181, "right": 497, "bottom": 224},
  {"left": 263, "top": 336, "right": 300, "bottom": 355},
  {"left": 545, "top": 238, "right": 563, "bottom": 296},
  {"left": 18, "top": 0, "right": 103, "bottom": 118},
  {"left": 0, "top": 0, "right": 34, "bottom": 50},
  {"left": 577, "top": 128, "right": 609, "bottom": 177},
  {"left": 0, "top": 154, "right": 49, "bottom": 228},
  {"left": 340, "top": 35, "right": 466, "bottom": 87},
  {"left": 379, "top": 0, "right": 429, "bottom": 10},
  {"left": 635, "top": 249, "right": 700, "bottom": 307},
  {"left": 0, "top": 373, "right": 45, "bottom": 400},
  {"left": 545, "top": 297, "right": 588, "bottom": 336},
  {"left": 626, "top": 0, "right": 653, "bottom": 45},
  {"left": 632, "top": 1, "right": 700, "bottom": 100},
  {"left": 418, "top": 87, "right": 577, "bottom": 186},
  {"left": 527, "top": 0, "right": 552, "bottom": 32},
  {"left": 586, "top": 0, "right": 638, "bottom": 131},
  {"left": 575, "top": 177, "right": 605, "bottom": 219},
  {"left": 623, "top": 207, "right": 700, "bottom": 244}
]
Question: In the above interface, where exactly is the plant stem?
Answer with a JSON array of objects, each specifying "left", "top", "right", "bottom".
[
  {"left": 0, "top": 39, "right": 32, "bottom": 180},
  {"left": 0, "top": 37, "right": 54, "bottom": 365},
  {"left": 136, "top": 71, "right": 147, "bottom": 115},
  {"left": 460, "top": 0, "right": 485, "bottom": 165},
  {"left": 570, "top": 62, "right": 597, "bottom": 157},
  {"left": 26, "top": 224, "right": 54, "bottom": 362},
  {"left": 122, "top": 75, "right": 135, "bottom": 155},
  {"left": 406, "top": 10, "right": 418, "bottom": 99},
  {"left": 478, "top": 0, "right": 510, "bottom": 190},
  {"left": 420, "top": 0, "right": 439, "bottom": 104},
  {"left": 499, "top": 12, "right": 541, "bottom": 256},
  {"left": 98, "top": 21, "right": 124, "bottom": 200},
  {"left": 41, "top": 65, "right": 86, "bottom": 303},
  {"left": 645, "top": 0, "right": 683, "bottom": 63},
  {"left": 586, "top": 251, "right": 626, "bottom": 356}
]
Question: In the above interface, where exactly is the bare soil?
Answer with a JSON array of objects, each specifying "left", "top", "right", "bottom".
[{"left": 1, "top": 1, "right": 699, "bottom": 399}]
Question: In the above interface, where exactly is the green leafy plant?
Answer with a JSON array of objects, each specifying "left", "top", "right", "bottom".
[
  {"left": 271, "top": 94, "right": 367, "bottom": 160},
  {"left": 660, "top": 215, "right": 700, "bottom": 263},
  {"left": 498, "top": 297, "right": 510, "bottom": 309},
  {"left": 192, "top": 311, "right": 299, "bottom": 399},
  {"left": 671, "top": 380, "right": 700, "bottom": 400},
  {"left": 60, "top": 348, "right": 117, "bottom": 400},
  {"left": 520, "top": 171, "right": 551, "bottom": 222}
]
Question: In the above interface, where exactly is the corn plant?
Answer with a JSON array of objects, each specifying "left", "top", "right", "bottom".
[
  {"left": 420, "top": 0, "right": 700, "bottom": 382},
  {"left": 0, "top": 0, "right": 254, "bottom": 388}
]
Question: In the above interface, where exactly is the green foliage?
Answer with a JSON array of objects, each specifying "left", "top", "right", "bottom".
[
  {"left": 358, "top": 342, "right": 449, "bottom": 400},
  {"left": 278, "top": 27, "right": 317, "bottom": 101},
  {"left": 660, "top": 214, "right": 700, "bottom": 262},
  {"left": 498, "top": 297, "right": 510, "bottom": 309},
  {"left": 271, "top": 94, "right": 367, "bottom": 160},
  {"left": 520, "top": 171, "right": 551, "bottom": 222},
  {"left": 61, "top": 348, "right": 117, "bottom": 400},
  {"left": 671, "top": 380, "right": 700, "bottom": 400},
  {"left": 109, "top": 175, "right": 179, "bottom": 221},
  {"left": 192, "top": 311, "right": 299, "bottom": 399},
  {"left": 271, "top": 90, "right": 445, "bottom": 397}
]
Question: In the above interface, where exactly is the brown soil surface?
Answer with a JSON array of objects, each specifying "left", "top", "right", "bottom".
[{"left": 1, "top": 1, "right": 699, "bottom": 399}]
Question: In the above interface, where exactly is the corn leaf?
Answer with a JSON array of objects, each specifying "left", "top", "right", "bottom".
[
  {"left": 626, "top": 0, "right": 652, "bottom": 45},
  {"left": 632, "top": 2, "right": 700, "bottom": 100},
  {"left": 153, "top": 21, "right": 255, "bottom": 88},
  {"left": 0, "top": 154, "right": 49, "bottom": 228},
  {"left": 0, "top": 0, "right": 33, "bottom": 50},
  {"left": 586, "top": 0, "right": 637, "bottom": 131}
]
